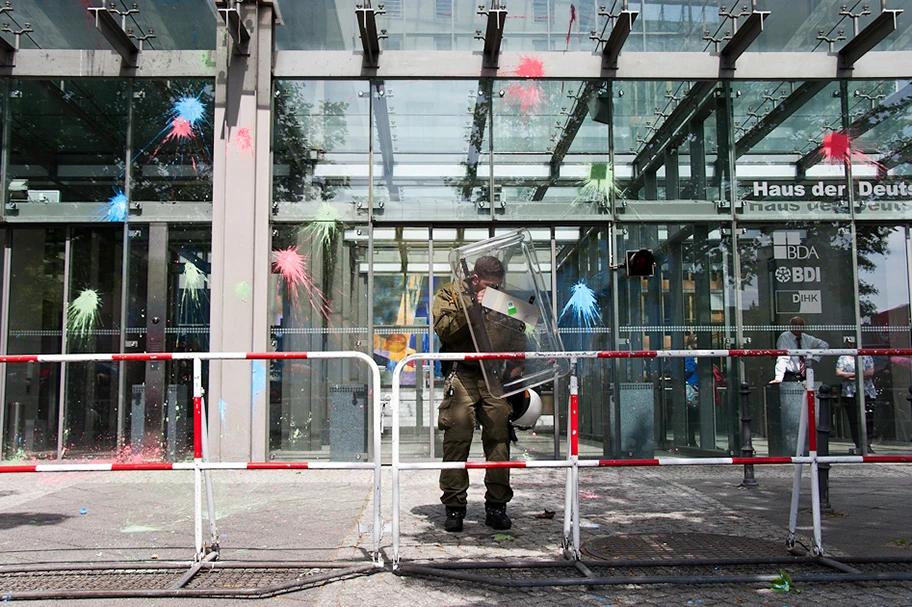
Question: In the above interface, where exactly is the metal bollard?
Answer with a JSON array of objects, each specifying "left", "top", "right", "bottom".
[
  {"left": 739, "top": 382, "right": 758, "bottom": 488},
  {"left": 817, "top": 383, "right": 833, "bottom": 513}
]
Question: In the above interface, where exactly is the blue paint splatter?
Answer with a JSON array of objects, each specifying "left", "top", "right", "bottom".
[
  {"left": 102, "top": 190, "right": 128, "bottom": 222},
  {"left": 173, "top": 95, "right": 205, "bottom": 126},
  {"left": 218, "top": 399, "right": 228, "bottom": 427},
  {"left": 558, "top": 281, "right": 601, "bottom": 328}
]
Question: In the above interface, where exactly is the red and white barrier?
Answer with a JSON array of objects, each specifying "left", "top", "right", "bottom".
[
  {"left": 0, "top": 350, "right": 384, "bottom": 566},
  {"left": 389, "top": 348, "right": 912, "bottom": 566}
]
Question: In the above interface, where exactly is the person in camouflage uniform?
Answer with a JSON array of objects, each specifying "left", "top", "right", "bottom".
[{"left": 432, "top": 255, "right": 525, "bottom": 532}]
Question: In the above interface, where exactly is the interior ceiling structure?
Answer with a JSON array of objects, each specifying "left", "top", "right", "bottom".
[{"left": 7, "top": 1, "right": 912, "bottom": 204}]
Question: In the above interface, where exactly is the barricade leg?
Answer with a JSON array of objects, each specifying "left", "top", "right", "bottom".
[
  {"left": 806, "top": 363, "right": 823, "bottom": 555},
  {"left": 562, "top": 466, "right": 573, "bottom": 552},
  {"left": 193, "top": 357, "right": 204, "bottom": 561},
  {"left": 199, "top": 395, "right": 220, "bottom": 553},
  {"left": 787, "top": 384, "right": 807, "bottom": 550},
  {"left": 568, "top": 360, "right": 581, "bottom": 559}
]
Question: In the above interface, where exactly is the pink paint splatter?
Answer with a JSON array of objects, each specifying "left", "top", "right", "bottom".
[
  {"left": 820, "top": 131, "right": 883, "bottom": 171},
  {"left": 151, "top": 117, "right": 195, "bottom": 158},
  {"left": 272, "top": 246, "right": 332, "bottom": 319},
  {"left": 165, "top": 117, "right": 194, "bottom": 143},
  {"left": 516, "top": 55, "right": 545, "bottom": 78},
  {"left": 233, "top": 126, "right": 254, "bottom": 156},
  {"left": 579, "top": 490, "right": 601, "bottom": 500},
  {"left": 505, "top": 55, "right": 546, "bottom": 115}
]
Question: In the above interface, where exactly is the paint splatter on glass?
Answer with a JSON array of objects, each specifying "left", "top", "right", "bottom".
[
  {"left": 504, "top": 56, "right": 545, "bottom": 115},
  {"left": 576, "top": 163, "right": 620, "bottom": 204},
  {"left": 271, "top": 246, "right": 332, "bottom": 319},
  {"left": 102, "top": 190, "right": 128, "bottom": 222},
  {"left": 558, "top": 281, "right": 601, "bottom": 328},
  {"left": 67, "top": 289, "right": 101, "bottom": 340},
  {"left": 820, "top": 131, "right": 883, "bottom": 171},
  {"left": 298, "top": 203, "right": 342, "bottom": 250}
]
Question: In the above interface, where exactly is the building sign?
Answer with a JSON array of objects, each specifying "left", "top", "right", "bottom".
[
  {"left": 771, "top": 231, "right": 823, "bottom": 315},
  {"left": 743, "top": 180, "right": 912, "bottom": 215}
]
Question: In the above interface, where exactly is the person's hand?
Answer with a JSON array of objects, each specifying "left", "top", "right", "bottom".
[
  {"left": 768, "top": 379, "right": 781, "bottom": 384},
  {"left": 475, "top": 288, "right": 486, "bottom": 304},
  {"left": 846, "top": 373, "right": 856, "bottom": 381}
]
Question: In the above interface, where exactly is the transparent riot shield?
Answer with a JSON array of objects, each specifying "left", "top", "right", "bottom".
[{"left": 448, "top": 229, "right": 569, "bottom": 398}]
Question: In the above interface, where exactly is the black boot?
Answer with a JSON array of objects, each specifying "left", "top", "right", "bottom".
[
  {"left": 444, "top": 506, "right": 466, "bottom": 532},
  {"left": 484, "top": 502, "right": 511, "bottom": 530}
]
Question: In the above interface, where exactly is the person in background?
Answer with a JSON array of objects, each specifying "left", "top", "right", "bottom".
[
  {"left": 684, "top": 335, "right": 700, "bottom": 446},
  {"left": 769, "top": 316, "right": 829, "bottom": 384},
  {"left": 835, "top": 354, "right": 876, "bottom": 452}
]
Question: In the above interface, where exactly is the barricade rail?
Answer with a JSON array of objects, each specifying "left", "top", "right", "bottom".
[
  {"left": 390, "top": 347, "right": 912, "bottom": 567},
  {"left": 0, "top": 350, "right": 384, "bottom": 567}
]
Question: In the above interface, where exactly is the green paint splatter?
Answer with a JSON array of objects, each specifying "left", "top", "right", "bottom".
[
  {"left": 202, "top": 51, "right": 216, "bottom": 69},
  {"left": 576, "top": 162, "right": 620, "bottom": 205},
  {"left": 120, "top": 525, "right": 160, "bottom": 533},
  {"left": 298, "top": 203, "right": 342, "bottom": 250},
  {"left": 493, "top": 533, "right": 514, "bottom": 541},
  {"left": 67, "top": 289, "right": 101, "bottom": 339},
  {"left": 771, "top": 569, "right": 800, "bottom": 593},
  {"left": 234, "top": 281, "right": 251, "bottom": 302}
]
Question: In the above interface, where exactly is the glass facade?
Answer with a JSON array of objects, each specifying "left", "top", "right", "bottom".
[{"left": 1, "top": 1, "right": 912, "bottom": 463}]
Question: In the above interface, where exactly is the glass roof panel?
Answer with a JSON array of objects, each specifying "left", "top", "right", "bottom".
[
  {"left": 273, "top": 0, "right": 912, "bottom": 53},
  {"left": 753, "top": 0, "right": 912, "bottom": 52},
  {"left": 4, "top": 0, "right": 216, "bottom": 50}
]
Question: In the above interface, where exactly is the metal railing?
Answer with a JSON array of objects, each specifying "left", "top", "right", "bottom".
[
  {"left": 0, "top": 350, "right": 385, "bottom": 566},
  {"left": 390, "top": 347, "right": 912, "bottom": 567}
]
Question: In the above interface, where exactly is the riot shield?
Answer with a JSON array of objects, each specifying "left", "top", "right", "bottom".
[{"left": 448, "top": 229, "right": 569, "bottom": 398}]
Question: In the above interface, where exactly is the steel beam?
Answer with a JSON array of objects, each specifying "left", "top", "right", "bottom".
[
  {"left": 0, "top": 35, "right": 14, "bottom": 68},
  {"left": 372, "top": 83, "right": 398, "bottom": 204},
  {"left": 477, "top": 2, "right": 507, "bottom": 69},
  {"left": 720, "top": 10, "right": 769, "bottom": 70},
  {"left": 215, "top": 1, "right": 252, "bottom": 56},
  {"left": 531, "top": 82, "right": 599, "bottom": 202},
  {"left": 356, "top": 1, "right": 384, "bottom": 69},
  {"left": 630, "top": 81, "right": 716, "bottom": 180},
  {"left": 88, "top": 5, "right": 139, "bottom": 67},
  {"left": 270, "top": 49, "right": 912, "bottom": 80},
  {"left": 462, "top": 81, "right": 492, "bottom": 201},
  {"left": 600, "top": 10, "right": 638, "bottom": 70},
  {"left": 839, "top": 9, "right": 903, "bottom": 70},
  {"left": 734, "top": 82, "right": 828, "bottom": 157}
]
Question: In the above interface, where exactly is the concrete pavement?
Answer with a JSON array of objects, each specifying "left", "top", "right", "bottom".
[{"left": 0, "top": 460, "right": 911, "bottom": 606}]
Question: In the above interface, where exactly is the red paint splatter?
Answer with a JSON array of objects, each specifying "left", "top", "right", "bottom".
[
  {"left": 822, "top": 132, "right": 851, "bottom": 163},
  {"left": 505, "top": 55, "right": 546, "bottom": 115},
  {"left": 821, "top": 131, "right": 883, "bottom": 171},
  {"left": 566, "top": 4, "right": 577, "bottom": 50},
  {"left": 234, "top": 126, "right": 254, "bottom": 156}
]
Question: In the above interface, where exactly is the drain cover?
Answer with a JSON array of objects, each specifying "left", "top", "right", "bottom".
[{"left": 582, "top": 533, "right": 786, "bottom": 561}]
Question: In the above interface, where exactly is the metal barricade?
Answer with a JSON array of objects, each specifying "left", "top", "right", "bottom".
[
  {"left": 390, "top": 348, "right": 912, "bottom": 568},
  {"left": 0, "top": 350, "right": 384, "bottom": 567}
]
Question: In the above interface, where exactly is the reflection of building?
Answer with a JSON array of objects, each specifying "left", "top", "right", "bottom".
[{"left": 2, "top": 2, "right": 912, "bottom": 461}]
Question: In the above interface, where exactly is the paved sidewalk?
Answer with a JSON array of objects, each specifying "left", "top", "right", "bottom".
[{"left": 1, "top": 462, "right": 912, "bottom": 606}]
